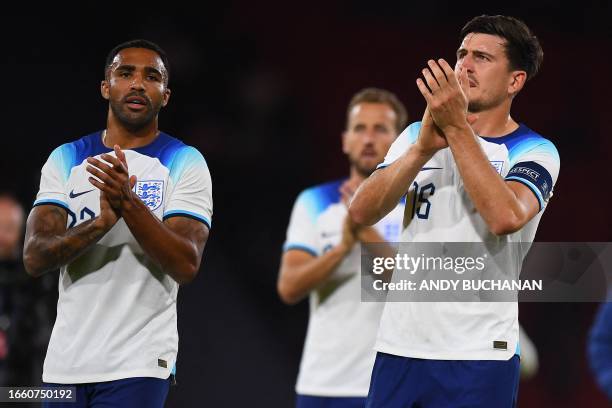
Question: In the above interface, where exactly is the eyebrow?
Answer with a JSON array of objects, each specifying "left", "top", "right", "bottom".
[
  {"left": 456, "top": 48, "right": 496, "bottom": 59},
  {"left": 115, "top": 64, "right": 163, "bottom": 77}
]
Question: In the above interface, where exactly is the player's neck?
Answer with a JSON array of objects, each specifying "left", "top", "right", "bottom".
[
  {"left": 348, "top": 168, "right": 366, "bottom": 185},
  {"left": 103, "top": 118, "right": 160, "bottom": 149},
  {"left": 469, "top": 104, "right": 518, "bottom": 138}
]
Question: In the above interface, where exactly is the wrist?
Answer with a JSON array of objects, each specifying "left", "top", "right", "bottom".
[
  {"left": 92, "top": 216, "right": 113, "bottom": 234},
  {"left": 409, "top": 143, "right": 435, "bottom": 163},
  {"left": 336, "top": 241, "right": 354, "bottom": 255},
  {"left": 121, "top": 191, "right": 141, "bottom": 215},
  {"left": 356, "top": 226, "right": 381, "bottom": 243},
  {"left": 441, "top": 122, "right": 472, "bottom": 140}
]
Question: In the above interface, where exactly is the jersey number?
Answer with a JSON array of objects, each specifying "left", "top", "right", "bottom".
[
  {"left": 67, "top": 207, "right": 96, "bottom": 228},
  {"left": 411, "top": 182, "right": 435, "bottom": 219}
]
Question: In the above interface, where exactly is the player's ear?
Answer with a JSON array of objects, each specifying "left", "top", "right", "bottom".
[
  {"left": 101, "top": 79, "right": 110, "bottom": 100},
  {"left": 161, "top": 87, "right": 171, "bottom": 107},
  {"left": 508, "top": 71, "right": 527, "bottom": 96}
]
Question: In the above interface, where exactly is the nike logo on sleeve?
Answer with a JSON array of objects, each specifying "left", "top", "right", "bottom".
[{"left": 69, "top": 189, "right": 94, "bottom": 198}]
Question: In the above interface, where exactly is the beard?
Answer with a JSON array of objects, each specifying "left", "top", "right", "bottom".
[
  {"left": 350, "top": 156, "right": 379, "bottom": 178},
  {"left": 468, "top": 90, "right": 506, "bottom": 113},
  {"left": 468, "top": 101, "right": 486, "bottom": 113},
  {"left": 109, "top": 95, "right": 162, "bottom": 131}
]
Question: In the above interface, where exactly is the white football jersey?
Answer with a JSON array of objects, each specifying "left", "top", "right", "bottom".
[
  {"left": 375, "top": 122, "right": 559, "bottom": 360},
  {"left": 34, "top": 131, "right": 212, "bottom": 383},
  {"left": 284, "top": 179, "right": 405, "bottom": 397}
]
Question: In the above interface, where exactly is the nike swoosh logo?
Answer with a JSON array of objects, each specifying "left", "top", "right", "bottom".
[
  {"left": 69, "top": 189, "right": 94, "bottom": 198},
  {"left": 421, "top": 167, "right": 443, "bottom": 171}
]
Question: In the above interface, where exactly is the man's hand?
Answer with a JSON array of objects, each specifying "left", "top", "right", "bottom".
[
  {"left": 416, "top": 59, "right": 471, "bottom": 133},
  {"left": 341, "top": 179, "right": 386, "bottom": 243},
  {"left": 340, "top": 215, "right": 358, "bottom": 253},
  {"left": 340, "top": 179, "right": 360, "bottom": 207},
  {"left": 86, "top": 145, "right": 137, "bottom": 214},
  {"left": 95, "top": 191, "right": 120, "bottom": 231},
  {"left": 414, "top": 106, "right": 448, "bottom": 157}
]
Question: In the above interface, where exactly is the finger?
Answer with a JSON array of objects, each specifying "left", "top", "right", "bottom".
[
  {"left": 100, "top": 153, "right": 125, "bottom": 172},
  {"left": 347, "top": 178, "right": 360, "bottom": 192},
  {"left": 114, "top": 145, "right": 129, "bottom": 169},
  {"left": 421, "top": 106, "right": 432, "bottom": 124},
  {"left": 129, "top": 175, "right": 137, "bottom": 189},
  {"left": 86, "top": 165, "right": 121, "bottom": 188},
  {"left": 438, "top": 59, "right": 459, "bottom": 87},
  {"left": 340, "top": 184, "right": 353, "bottom": 198},
  {"left": 88, "top": 176, "right": 110, "bottom": 193},
  {"left": 421, "top": 67, "right": 440, "bottom": 93},
  {"left": 87, "top": 157, "right": 114, "bottom": 174},
  {"left": 427, "top": 59, "right": 448, "bottom": 85},
  {"left": 458, "top": 67, "right": 470, "bottom": 98},
  {"left": 341, "top": 194, "right": 352, "bottom": 207},
  {"left": 416, "top": 78, "right": 433, "bottom": 103},
  {"left": 340, "top": 188, "right": 351, "bottom": 205}
]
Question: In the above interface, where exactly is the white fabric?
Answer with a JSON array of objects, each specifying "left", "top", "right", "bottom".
[
  {"left": 375, "top": 122, "right": 560, "bottom": 361},
  {"left": 34, "top": 131, "right": 212, "bottom": 383},
  {"left": 284, "top": 180, "right": 405, "bottom": 396}
]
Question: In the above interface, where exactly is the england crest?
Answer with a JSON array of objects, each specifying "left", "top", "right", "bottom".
[
  {"left": 135, "top": 180, "right": 164, "bottom": 211},
  {"left": 490, "top": 161, "right": 504, "bottom": 175}
]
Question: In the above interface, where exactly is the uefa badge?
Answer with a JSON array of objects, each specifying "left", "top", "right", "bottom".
[{"left": 135, "top": 180, "right": 164, "bottom": 211}]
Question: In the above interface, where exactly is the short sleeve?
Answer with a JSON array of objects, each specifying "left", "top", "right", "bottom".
[
  {"left": 377, "top": 122, "right": 421, "bottom": 169},
  {"left": 283, "top": 189, "right": 319, "bottom": 257},
  {"left": 163, "top": 146, "right": 213, "bottom": 229},
  {"left": 33, "top": 144, "right": 76, "bottom": 210},
  {"left": 505, "top": 138, "right": 560, "bottom": 211}
]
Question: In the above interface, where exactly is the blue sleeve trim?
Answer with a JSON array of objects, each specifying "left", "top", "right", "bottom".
[
  {"left": 376, "top": 163, "right": 388, "bottom": 170},
  {"left": 515, "top": 341, "right": 521, "bottom": 357},
  {"left": 505, "top": 177, "right": 544, "bottom": 212},
  {"left": 33, "top": 199, "right": 69, "bottom": 210},
  {"left": 163, "top": 210, "right": 211, "bottom": 229},
  {"left": 283, "top": 243, "right": 318, "bottom": 257}
]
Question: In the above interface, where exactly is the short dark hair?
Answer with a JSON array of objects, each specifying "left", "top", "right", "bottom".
[
  {"left": 460, "top": 15, "right": 543, "bottom": 81},
  {"left": 105, "top": 39, "right": 170, "bottom": 85},
  {"left": 346, "top": 88, "right": 408, "bottom": 133}
]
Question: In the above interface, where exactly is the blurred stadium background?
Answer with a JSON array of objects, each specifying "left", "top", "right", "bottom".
[{"left": 0, "top": 2, "right": 610, "bottom": 406}]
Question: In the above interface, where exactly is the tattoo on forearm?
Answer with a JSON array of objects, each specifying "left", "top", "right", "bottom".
[{"left": 27, "top": 206, "right": 106, "bottom": 273}]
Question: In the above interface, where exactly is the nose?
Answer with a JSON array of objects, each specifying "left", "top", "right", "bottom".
[
  {"left": 363, "top": 129, "right": 376, "bottom": 144},
  {"left": 457, "top": 54, "right": 475, "bottom": 74},
  {"left": 130, "top": 72, "right": 145, "bottom": 91}
]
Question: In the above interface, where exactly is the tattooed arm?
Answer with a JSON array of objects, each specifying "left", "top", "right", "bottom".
[{"left": 23, "top": 193, "right": 118, "bottom": 277}]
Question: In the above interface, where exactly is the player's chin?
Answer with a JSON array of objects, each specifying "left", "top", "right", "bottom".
[
  {"left": 356, "top": 159, "right": 380, "bottom": 176},
  {"left": 119, "top": 111, "right": 154, "bottom": 130}
]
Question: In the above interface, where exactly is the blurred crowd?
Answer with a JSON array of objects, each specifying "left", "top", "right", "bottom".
[{"left": 0, "top": 194, "right": 56, "bottom": 393}]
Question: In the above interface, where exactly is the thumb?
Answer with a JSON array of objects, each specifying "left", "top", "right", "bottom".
[
  {"left": 421, "top": 105, "right": 433, "bottom": 125},
  {"left": 129, "top": 175, "right": 137, "bottom": 189}
]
